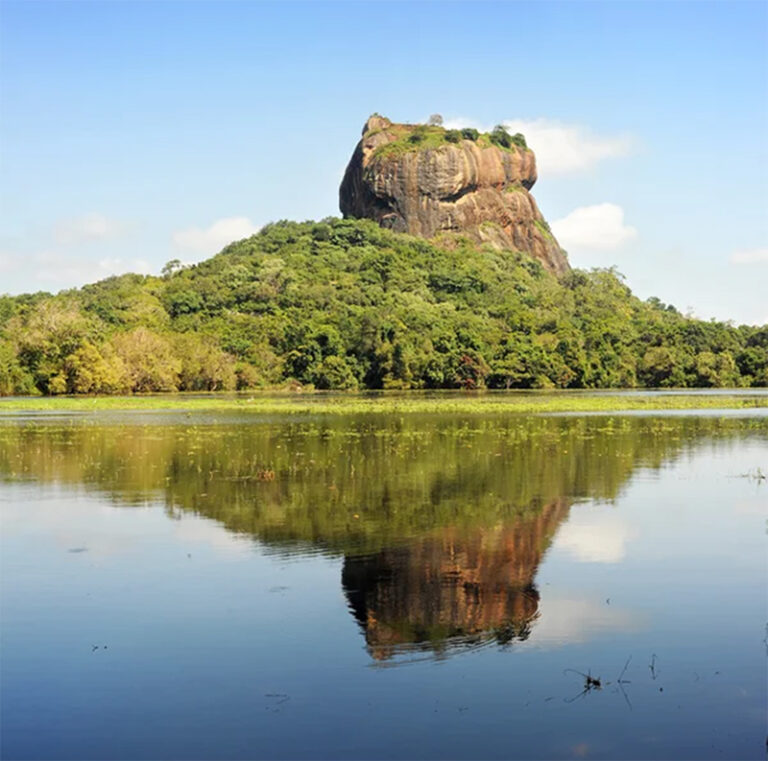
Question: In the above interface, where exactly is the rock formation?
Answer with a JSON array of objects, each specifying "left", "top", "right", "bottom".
[{"left": 339, "top": 115, "right": 569, "bottom": 276}]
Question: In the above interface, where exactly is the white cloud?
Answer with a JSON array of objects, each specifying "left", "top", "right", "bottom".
[
  {"left": 55, "top": 213, "right": 124, "bottom": 245},
  {"left": 97, "top": 257, "right": 152, "bottom": 276},
  {"left": 551, "top": 203, "right": 637, "bottom": 251},
  {"left": 729, "top": 247, "right": 768, "bottom": 265},
  {"left": 34, "top": 252, "right": 152, "bottom": 285},
  {"left": 172, "top": 216, "right": 261, "bottom": 254},
  {"left": 0, "top": 251, "right": 19, "bottom": 274},
  {"left": 442, "top": 117, "right": 633, "bottom": 174}
]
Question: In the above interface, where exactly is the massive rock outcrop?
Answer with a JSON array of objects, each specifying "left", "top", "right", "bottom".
[{"left": 339, "top": 115, "right": 569, "bottom": 276}]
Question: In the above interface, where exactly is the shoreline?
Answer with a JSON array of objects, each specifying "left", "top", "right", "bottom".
[{"left": 1, "top": 390, "right": 767, "bottom": 415}]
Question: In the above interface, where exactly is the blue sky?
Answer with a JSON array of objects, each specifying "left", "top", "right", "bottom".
[{"left": 1, "top": 0, "right": 766, "bottom": 324}]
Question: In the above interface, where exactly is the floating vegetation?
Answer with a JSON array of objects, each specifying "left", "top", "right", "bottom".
[{"left": 1, "top": 391, "right": 767, "bottom": 415}]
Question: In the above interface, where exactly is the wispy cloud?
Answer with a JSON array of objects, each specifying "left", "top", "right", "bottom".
[
  {"left": 0, "top": 251, "right": 20, "bottom": 274},
  {"left": 54, "top": 213, "right": 125, "bottom": 245},
  {"left": 729, "top": 247, "right": 768, "bottom": 265},
  {"left": 34, "top": 252, "right": 152, "bottom": 285},
  {"left": 442, "top": 117, "right": 633, "bottom": 174},
  {"left": 1, "top": 213, "right": 144, "bottom": 294},
  {"left": 172, "top": 216, "right": 261, "bottom": 254},
  {"left": 551, "top": 203, "right": 637, "bottom": 251}
]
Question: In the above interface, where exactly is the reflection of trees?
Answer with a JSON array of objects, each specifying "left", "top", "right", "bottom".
[
  {"left": 0, "top": 415, "right": 762, "bottom": 555},
  {"left": 0, "top": 414, "right": 764, "bottom": 661},
  {"left": 342, "top": 499, "right": 570, "bottom": 661}
]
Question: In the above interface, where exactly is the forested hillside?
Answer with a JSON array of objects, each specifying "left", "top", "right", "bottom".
[{"left": 1, "top": 218, "right": 766, "bottom": 395}]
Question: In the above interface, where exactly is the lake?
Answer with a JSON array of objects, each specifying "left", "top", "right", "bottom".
[{"left": 1, "top": 407, "right": 766, "bottom": 759}]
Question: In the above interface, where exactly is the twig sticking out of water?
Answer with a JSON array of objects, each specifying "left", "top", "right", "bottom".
[
  {"left": 563, "top": 668, "right": 602, "bottom": 703},
  {"left": 736, "top": 467, "right": 766, "bottom": 482},
  {"left": 615, "top": 656, "right": 633, "bottom": 710},
  {"left": 650, "top": 653, "right": 658, "bottom": 680},
  {"left": 563, "top": 658, "right": 638, "bottom": 709},
  {"left": 564, "top": 667, "right": 602, "bottom": 688},
  {"left": 617, "top": 656, "right": 632, "bottom": 684}
]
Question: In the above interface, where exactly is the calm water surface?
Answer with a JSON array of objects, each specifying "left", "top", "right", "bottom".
[{"left": 1, "top": 410, "right": 766, "bottom": 760}]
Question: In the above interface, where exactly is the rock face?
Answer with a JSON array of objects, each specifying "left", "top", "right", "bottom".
[{"left": 339, "top": 115, "right": 569, "bottom": 276}]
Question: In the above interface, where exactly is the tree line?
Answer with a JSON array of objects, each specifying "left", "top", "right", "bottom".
[{"left": 1, "top": 218, "right": 766, "bottom": 395}]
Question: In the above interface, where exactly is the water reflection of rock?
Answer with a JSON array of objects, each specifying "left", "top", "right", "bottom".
[{"left": 342, "top": 498, "right": 571, "bottom": 661}]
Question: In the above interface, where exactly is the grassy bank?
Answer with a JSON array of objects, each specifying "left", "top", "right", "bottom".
[{"left": 1, "top": 391, "right": 766, "bottom": 416}]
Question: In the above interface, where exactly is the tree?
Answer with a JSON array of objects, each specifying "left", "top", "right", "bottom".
[
  {"left": 10, "top": 300, "right": 93, "bottom": 393},
  {"left": 639, "top": 347, "right": 685, "bottom": 387},
  {"left": 162, "top": 259, "right": 184, "bottom": 277},
  {"left": 175, "top": 334, "right": 237, "bottom": 391},
  {"left": 490, "top": 125, "right": 512, "bottom": 148},
  {"left": 63, "top": 342, "right": 129, "bottom": 394},
  {"left": 454, "top": 353, "right": 490, "bottom": 389},
  {"left": 0, "top": 340, "right": 36, "bottom": 395},
  {"left": 111, "top": 328, "right": 181, "bottom": 392},
  {"left": 313, "top": 356, "right": 358, "bottom": 390},
  {"left": 0, "top": 218, "right": 759, "bottom": 396},
  {"left": 695, "top": 351, "right": 739, "bottom": 388}
]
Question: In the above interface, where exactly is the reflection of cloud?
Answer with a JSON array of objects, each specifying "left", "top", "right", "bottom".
[
  {"left": 171, "top": 513, "right": 254, "bottom": 558},
  {"left": 1, "top": 488, "right": 252, "bottom": 560},
  {"left": 731, "top": 496, "right": 768, "bottom": 516},
  {"left": 530, "top": 595, "right": 644, "bottom": 647},
  {"left": 1, "top": 491, "right": 153, "bottom": 559},
  {"left": 552, "top": 508, "right": 632, "bottom": 563}
]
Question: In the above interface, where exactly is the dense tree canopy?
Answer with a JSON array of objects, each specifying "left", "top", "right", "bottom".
[{"left": 0, "top": 218, "right": 766, "bottom": 395}]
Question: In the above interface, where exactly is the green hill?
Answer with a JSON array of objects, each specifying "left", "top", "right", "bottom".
[{"left": 1, "top": 218, "right": 766, "bottom": 395}]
